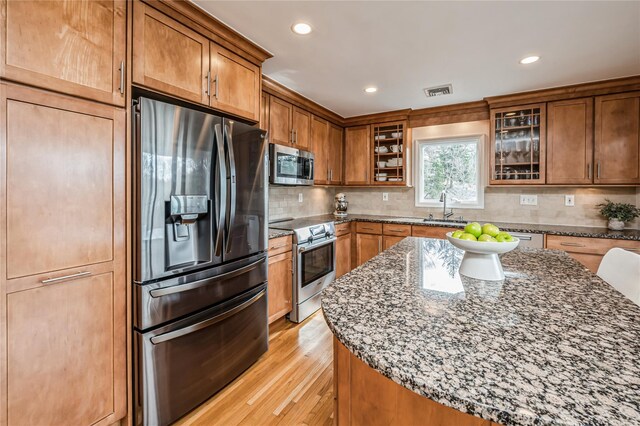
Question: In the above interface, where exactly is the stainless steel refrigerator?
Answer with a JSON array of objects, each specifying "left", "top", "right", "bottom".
[{"left": 132, "top": 97, "right": 268, "bottom": 426}]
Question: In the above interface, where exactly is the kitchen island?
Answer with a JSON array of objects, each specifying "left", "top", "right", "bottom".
[{"left": 321, "top": 237, "right": 640, "bottom": 425}]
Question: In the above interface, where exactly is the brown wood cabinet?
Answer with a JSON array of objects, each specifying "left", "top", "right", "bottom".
[
  {"left": 292, "top": 106, "right": 311, "bottom": 150},
  {"left": 267, "top": 236, "right": 293, "bottom": 324},
  {"left": 336, "top": 233, "right": 352, "bottom": 279},
  {"left": 260, "top": 92, "right": 270, "bottom": 131},
  {"left": 547, "top": 98, "right": 594, "bottom": 184},
  {"left": 371, "top": 121, "right": 410, "bottom": 186},
  {"left": 311, "top": 115, "right": 330, "bottom": 184},
  {"left": 383, "top": 236, "right": 405, "bottom": 250},
  {"left": 1, "top": 0, "right": 126, "bottom": 107},
  {"left": 269, "top": 96, "right": 294, "bottom": 145},
  {"left": 412, "top": 225, "right": 459, "bottom": 239},
  {"left": 334, "top": 338, "right": 498, "bottom": 426},
  {"left": 132, "top": 1, "right": 210, "bottom": 105},
  {"left": 133, "top": 1, "right": 262, "bottom": 121},
  {"left": 1, "top": 84, "right": 126, "bottom": 425},
  {"left": 594, "top": 91, "right": 640, "bottom": 184},
  {"left": 356, "top": 233, "right": 382, "bottom": 267},
  {"left": 344, "top": 125, "right": 371, "bottom": 185},
  {"left": 209, "top": 42, "right": 260, "bottom": 121},
  {"left": 545, "top": 235, "right": 640, "bottom": 273},
  {"left": 329, "top": 124, "right": 344, "bottom": 184}
]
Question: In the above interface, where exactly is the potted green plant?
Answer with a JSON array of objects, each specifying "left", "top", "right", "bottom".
[{"left": 596, "top": 199, "right": 640, "bottom": 230}]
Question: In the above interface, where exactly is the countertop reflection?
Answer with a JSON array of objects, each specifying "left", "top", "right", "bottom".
[{"left": 321, "top": 237, "right": 640, "bottom": 426}]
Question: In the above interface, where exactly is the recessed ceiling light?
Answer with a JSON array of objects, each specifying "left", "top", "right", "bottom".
[
  {"left": 364, "top": 87, "right": 378, "bottom": 93},
  {"left": 291, "top": 22, "right": 312, "bottom": 35},
  {"left": 520, "top": 56, "right": 540, "bottom": 65}
]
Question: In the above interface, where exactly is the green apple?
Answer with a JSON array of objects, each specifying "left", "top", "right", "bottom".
[
  {"left": 464, "top": 222, "right": 482, "bottom": 238},
  {"left": 451, "top": 230, "right": 464, "bottom": 239},
  {"left": 478, "top": 234, "right": 495, "bottom": 242},
  {"left": 481, "top": 223, "right": 500, "bottom": 237},
  {"left": 459, "top": 232, "right": 478, "bottom": 241},
  {"left": 495, "top": 231, "right": 514, "bottom": 242}
]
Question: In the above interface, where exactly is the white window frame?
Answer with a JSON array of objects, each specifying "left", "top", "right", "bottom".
[{"left": 414, "top": 135, "right": 485, "bottom": 209}]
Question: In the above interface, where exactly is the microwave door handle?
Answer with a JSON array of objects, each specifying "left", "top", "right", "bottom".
[
  {"left": 224, "top": 123, "right": 237, "bottom": 254},
  {"left": 214, "top": 123, "right": 226, "bottom": 256}
]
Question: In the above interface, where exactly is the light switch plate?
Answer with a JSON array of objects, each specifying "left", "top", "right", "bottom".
[
  {"left": 298, "top": 193, "right": 303, "bottom": 203},
  {"left": 565, "top": 195, "right": 575, "bottom": 207},
  {"left": 382, "top": 193, "right": 389, "bottom": 201},
  {"left": 520, "top": 195, "right": 538, "bottom": 206}
]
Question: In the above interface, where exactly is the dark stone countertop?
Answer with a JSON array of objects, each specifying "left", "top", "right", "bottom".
[
  {"left": 268, "top": 214, "right": 640, "bottom": 241},
  {"left": 321, "top": 237, "right": 640, "bottom": 425}
]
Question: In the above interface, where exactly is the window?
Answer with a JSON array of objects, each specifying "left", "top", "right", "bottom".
[{"left": 414, "top": 136, "right": 484, "bottom": 209}]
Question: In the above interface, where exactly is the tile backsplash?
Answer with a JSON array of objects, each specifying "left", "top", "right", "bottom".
[
  {"left": 338, "top": 186, "right": 639, "bottom": 229},
  {"left": 269, "top": 185, "right": 336, "bottom": 222}
]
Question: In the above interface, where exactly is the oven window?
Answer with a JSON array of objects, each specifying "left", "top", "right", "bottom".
[{"left": 301, "top": 243, "right": 334, "bottom": 288}]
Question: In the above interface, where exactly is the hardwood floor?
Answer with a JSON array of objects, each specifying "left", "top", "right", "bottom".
[{"left": 176, "top": 312, "right": 334, "bottom": 426}]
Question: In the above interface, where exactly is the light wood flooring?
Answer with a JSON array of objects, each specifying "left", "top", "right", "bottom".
[{"left": 175, "top": 312, "right": 334, "bottom": 426}]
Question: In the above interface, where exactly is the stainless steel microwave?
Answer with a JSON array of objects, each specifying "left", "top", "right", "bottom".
[{"left": 269, "top": 144, "right": 314, "bottom": 185}]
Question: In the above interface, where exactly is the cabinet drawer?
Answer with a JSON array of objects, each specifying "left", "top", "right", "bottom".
[
  {"left": 411, "top": 226, "right": 459, "bottom": 239},
  {"left": 546, "top": 235, "right": 640, "bottom": 255},
  {"left": 268, "top": 236, "right": 292, "bottom": 256},
  {"left": 356, "top": 222, "right": 382, "bottom": 235},
  {"left": 335, "top": 222, "right": 352, "bottom": 237},
  {"left": 382, "top": 224, "right": 411, "bottom": 236}
]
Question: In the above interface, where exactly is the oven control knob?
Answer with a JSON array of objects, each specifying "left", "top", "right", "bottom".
[
  {"left": 307, "top": 236, "right": 314, "bottom": 244},
  {"left": 325, "top": 231, "right": 332, "bottom": 238}
]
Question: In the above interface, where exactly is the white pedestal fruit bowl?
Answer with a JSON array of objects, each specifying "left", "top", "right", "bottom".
[{"left": 446, "top": 232, "right": 520, "bottom": 281}]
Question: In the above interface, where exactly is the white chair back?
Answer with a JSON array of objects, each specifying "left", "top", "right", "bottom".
[{"left": 597, "top": 248, "right": 640, "bottom": 306}]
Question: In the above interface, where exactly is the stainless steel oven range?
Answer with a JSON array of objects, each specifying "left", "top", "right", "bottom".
[{"left": 270, "top": 219, "right": 336, "bottom": 322}]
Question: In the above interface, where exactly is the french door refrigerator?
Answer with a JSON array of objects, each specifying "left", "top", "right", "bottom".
[{"left": 132, "top": 97, "right": 268, "bottom": 426}]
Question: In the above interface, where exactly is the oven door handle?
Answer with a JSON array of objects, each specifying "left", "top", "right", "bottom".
[
  {"left": 150, "top": 288, "right": 266, "bottom": 344},
  {"left": 149, "top": 257, "right": 265, "bottom": 298},
  {"left": 298, "top": 237, "right": 337, "bottom": 253}
]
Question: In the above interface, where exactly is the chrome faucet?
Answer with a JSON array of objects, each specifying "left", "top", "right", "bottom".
[{"left": 439, "top": 190, "right": 454, "bottom": 220}]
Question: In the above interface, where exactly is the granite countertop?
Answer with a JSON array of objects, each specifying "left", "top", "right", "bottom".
[
  {"left": 268, "top": 228, "right": 293, "bottom": 239},
  {"left": 321, "top": 237, "right": 640, "bottom": 426},
  {"left": 268, "top": 214, "right": 640, "bottom": 241}
]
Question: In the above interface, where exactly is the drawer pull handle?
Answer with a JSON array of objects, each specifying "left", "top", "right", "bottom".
[
  {"left": 560, "top": 242, "right": 585, "bottom": 248},
  {"left": 42, "top": 271, "right": 91, "bottom": 284},
  {"left": 388, "top": 229, "right": 405, "bottom": 233},
  {"left": 269, "top": 244, "right": 289, "bottom": 250}
]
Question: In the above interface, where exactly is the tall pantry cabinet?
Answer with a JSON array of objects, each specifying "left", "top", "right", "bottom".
[{"left": 1, "top": 1, "right": 127, "bottom": 425}]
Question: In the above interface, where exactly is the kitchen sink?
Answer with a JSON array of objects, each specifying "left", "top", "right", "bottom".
[{"left": 387, "top": 217, "right": 467, "bottom": 226}]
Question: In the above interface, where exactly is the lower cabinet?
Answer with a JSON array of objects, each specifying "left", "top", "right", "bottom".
[
  {"left": 1, "top": 83, "right": 126, "bottom": 425},
  {"left": 356, "top": 234, "right": 382, "bottom": 267},
  {"left": 336, "top": 233, "right": 352, "bottom": 278},
  {"left": 412, "top": 225, "right": 459, "bottom": 239},
  {"left": 267, "top": 236, "right": 293, "bottom": 324},
  {"left": 545, "top": 235, "right": 640, "bottom": 273},
  {"left": 383, "top": 236, "right": 405, "bottom": 250}
]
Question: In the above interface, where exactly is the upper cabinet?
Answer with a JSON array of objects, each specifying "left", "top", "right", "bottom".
[
  {"left": 547, "top": 98, "right": 594, "bottom": 185},
  {"left": 132, "top": 1, "right": 209, "bottom": 104},
  {"left": 372, "top": 121, "right": 409, "bottom": 185},
  {"left": 292, "top": 106, "right": 311, "bottom": 150},
  {"left": 328, "top": 124, "right": 344, "bottom": 184},
  {"left": 311, "top": 115, "right": 330, "bottom": 184},
  {"left": 490, "top": 104, "right": 546, "bottom": 185},
  {"left": 594, "top": 92, "right": 640, "bottom": 185},
  {"left": 209, "top": 42, "right": 260, "bottom": 121},
  {"left": 344, "top": 125, "right": 371, "bottom": 185},
  {"left": 267, "top": 96, "right": 312, "bottom": 149},
  {"left": 132, "top": 1, "right": 263, "bottom": 121},
  {"left": 1, "top": 0, "right": 126, "bottom": 106}
]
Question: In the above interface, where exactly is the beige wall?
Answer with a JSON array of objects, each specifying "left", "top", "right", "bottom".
[{"left": 268, "top": 120, "right": 640, "bottom": 229}]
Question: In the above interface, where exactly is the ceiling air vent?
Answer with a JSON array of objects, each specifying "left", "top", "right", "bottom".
[{"left": 424, "top": 84, "right": 453, "bottom": 97}]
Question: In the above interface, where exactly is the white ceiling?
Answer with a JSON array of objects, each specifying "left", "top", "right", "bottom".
[{"left": 194, "top": 1, "right": 640, "bottom": 117}]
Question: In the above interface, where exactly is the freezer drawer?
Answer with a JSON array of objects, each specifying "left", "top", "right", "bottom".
[
  {"left": 134, "top": 253, "right": 267, "bottom": 330},
  {"left": 135, "top": 283, "right": 268, "bottom": 426}
]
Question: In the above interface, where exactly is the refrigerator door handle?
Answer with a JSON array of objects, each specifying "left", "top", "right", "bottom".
[
  {"left": 148, "top": 256, "right": 266, "bottom": 298},
  {"left": 150, "top": 287, "right": 266, "bottom": 344},
  {"left": 214, "top": 123, "right": 227, "bottom": 257},
  {"left": 224, "top": 123, "right": 237, "bottom": 254}
]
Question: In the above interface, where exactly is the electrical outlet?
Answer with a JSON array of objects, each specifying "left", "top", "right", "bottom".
[
  {"left": 382, "top": 192, "right": 389, "bottom": 201},
  {"left": 519, "top": 195, "right": 538, "bottom": 206},
  {"left": 565, "top": 195, "right": 575, "bottom": 207},
  {"left": 298, "top": 193, "right": 303, "bottom": 203}
]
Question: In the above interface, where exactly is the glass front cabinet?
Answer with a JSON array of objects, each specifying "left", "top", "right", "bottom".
[{"left": 490, "top": 104, "right": 546, "bottom": 185}]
